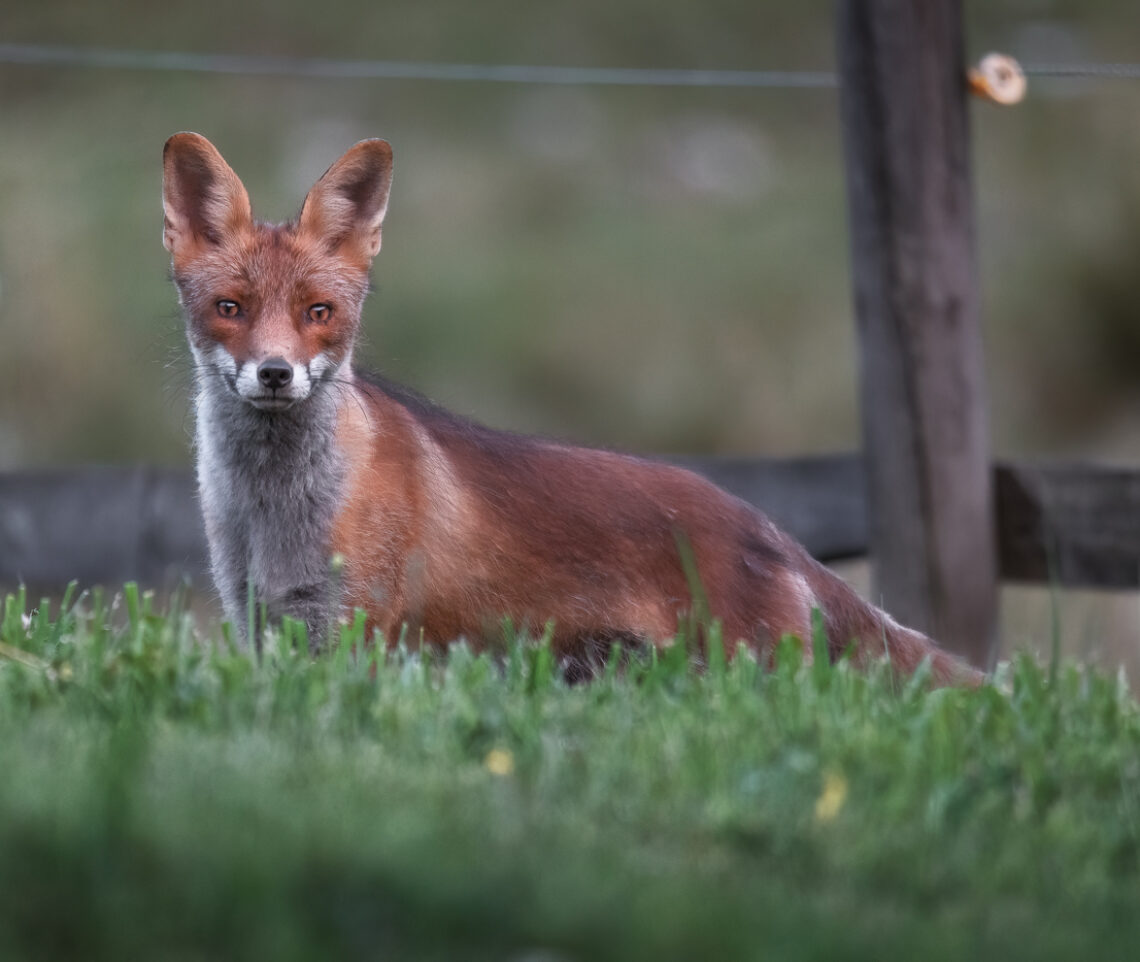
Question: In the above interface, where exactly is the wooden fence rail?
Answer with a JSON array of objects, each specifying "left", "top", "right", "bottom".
[{"left": 3, "top": 459, "right": 1138, "bottom": 597}]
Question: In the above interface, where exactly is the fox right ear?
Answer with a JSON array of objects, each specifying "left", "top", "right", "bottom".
[{"left": 162, "top": 133, "right": 252, "bottom": 256}]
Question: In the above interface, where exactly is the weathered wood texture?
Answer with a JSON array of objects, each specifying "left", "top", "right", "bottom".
[
  {"left": 995, "top": 462, "right": 1140, "bottom": 590},
  {"left": 836, "top": 0, "right": 998, "bottom": 666},
  {"left": 3, "top": 460, "right": 1139, "bottom": 595},
  {"left": 0, "top": 466, "right": 208, "bottom": 595}
]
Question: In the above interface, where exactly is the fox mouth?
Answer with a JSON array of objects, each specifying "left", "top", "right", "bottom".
[{"left": 246, "top": 394, "right": 298, "bottom": 411}]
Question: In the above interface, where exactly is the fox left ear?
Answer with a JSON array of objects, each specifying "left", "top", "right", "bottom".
[{"left": 298, "top": 139, "right": 393, "bottom": 261}]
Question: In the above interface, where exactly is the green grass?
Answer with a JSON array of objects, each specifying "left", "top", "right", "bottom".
[{"left": 2, "top": 584, "right": 1139, "bottom": 961}]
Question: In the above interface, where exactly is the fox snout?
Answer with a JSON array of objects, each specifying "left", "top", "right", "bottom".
[
  {"left": 227, "top": 351, "right": 332, "bottom": 410},
  {"left": 242, "top": 355, "right": 303, "bottom": 411},
  {"left": 258, "top": 357, "right": 293, "bottom": 390}
]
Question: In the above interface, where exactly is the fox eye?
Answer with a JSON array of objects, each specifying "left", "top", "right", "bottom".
[
  {"left": 216, "top": 300, "right": 241, "bottom": 318},
  {"left": 307, "top": 303, "right": 332, "bottom": 323}
]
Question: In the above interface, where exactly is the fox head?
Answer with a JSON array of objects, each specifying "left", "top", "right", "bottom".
[{"left": 163, "top": 133, "right": 393, "bottom": 410}]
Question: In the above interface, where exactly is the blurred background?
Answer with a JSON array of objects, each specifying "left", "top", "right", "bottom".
[{"left": 2, "top": 1, "right": 1140, "bottom": 669}]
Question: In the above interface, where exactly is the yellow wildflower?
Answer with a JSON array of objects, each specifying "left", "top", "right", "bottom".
[
  {"left": 814, "top": 771, "right": 848, "bottom": 823},
  {"left": 484, "top": 748, "right": 515, "bottom": 776}
]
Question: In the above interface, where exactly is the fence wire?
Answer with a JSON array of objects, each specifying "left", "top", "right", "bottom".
[{"left": 1, "top": 43, "right": 1139, "bottom": 88}]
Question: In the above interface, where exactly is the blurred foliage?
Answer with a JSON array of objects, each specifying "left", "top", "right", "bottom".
[{"left": 1, "top": 1, "right": 1140, "bottom": 468}]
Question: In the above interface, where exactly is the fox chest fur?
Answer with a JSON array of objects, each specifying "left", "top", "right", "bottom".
[{"left": 194, "top": 382, "right": 346, "bottom": 640}]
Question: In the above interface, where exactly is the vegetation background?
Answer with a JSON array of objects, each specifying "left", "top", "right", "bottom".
[{"left": 2, "top": 0, "right": 1140, "bottom": 668}]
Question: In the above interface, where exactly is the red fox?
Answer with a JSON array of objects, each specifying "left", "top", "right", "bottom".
[{"left": 162, "top": 132, "right": 983, "bottom": 686}]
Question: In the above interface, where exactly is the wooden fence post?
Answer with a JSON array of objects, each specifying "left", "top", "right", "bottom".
[{"left": 835, "top": 0, "right": 998, "bottom": 667}]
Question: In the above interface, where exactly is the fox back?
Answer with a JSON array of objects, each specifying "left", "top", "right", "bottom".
[{"left": 163, "top": 132, "right": 982, "bottom": 685}]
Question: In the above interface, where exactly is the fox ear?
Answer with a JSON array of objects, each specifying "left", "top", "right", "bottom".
[
  {"left": 298, "top": 139, "right": 393, "bottom": 260},
  {"left": 162, "top": 133, "right": 252, "bottom": 255}
]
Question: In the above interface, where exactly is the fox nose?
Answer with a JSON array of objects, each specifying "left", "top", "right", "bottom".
[{"left": 257, "top": 358, "right": 293, "bottom": 391}]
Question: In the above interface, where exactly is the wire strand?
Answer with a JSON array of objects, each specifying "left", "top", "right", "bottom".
[
  {"left": 0, "top": 43, "right": 1138, "bottom": 88},
  {"left": 0, "top": 43, "right": 835, "bottom": 88},
  {"left": 1024, "top": 62, "right": 1140, "bottom": 80}
]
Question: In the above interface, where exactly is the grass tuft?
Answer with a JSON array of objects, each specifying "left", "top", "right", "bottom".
[{"left": 0, "top": 588, "right": 1138, "bottom": 960}]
